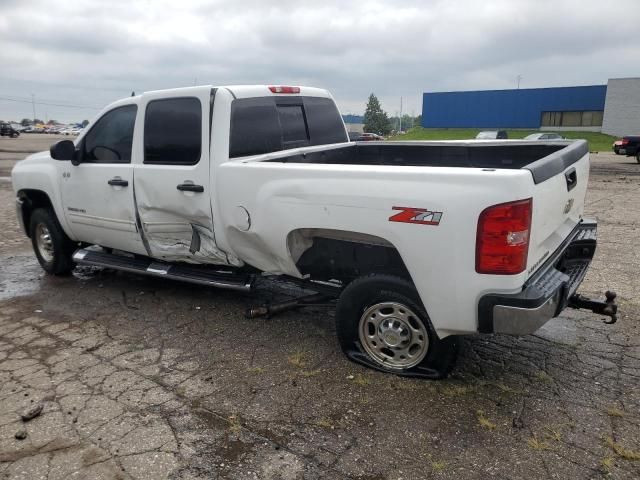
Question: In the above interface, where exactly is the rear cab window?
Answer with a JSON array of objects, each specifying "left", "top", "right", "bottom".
[
  {"left": 144, "top": 97, "right": 202, "bottom": 165},
  {"left": 229, "top": 96, "right": 346, "bottom": 158}
]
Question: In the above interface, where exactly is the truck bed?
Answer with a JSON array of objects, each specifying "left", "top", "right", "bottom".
[{"left": 266, "top": 140, "right": 588, "bottom": 184}]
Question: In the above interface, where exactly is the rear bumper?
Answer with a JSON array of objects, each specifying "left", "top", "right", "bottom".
[{"left": 478, "top": 219, "right": 597, "bottom": 335}]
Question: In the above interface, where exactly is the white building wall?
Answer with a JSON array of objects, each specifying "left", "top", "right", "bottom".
[{"left": 602, "top": 78, "right": 640, "bottom": 136}]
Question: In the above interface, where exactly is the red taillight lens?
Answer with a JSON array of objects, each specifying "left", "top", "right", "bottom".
[
  {"left": 476, "top": 198, "right": 532, "bottom": 275},
  {"left": 268, "top": 86, "right": 300, "bottom": 94},
  {"left": 621, "top": 138, "right": 629, "bottom": 145}
]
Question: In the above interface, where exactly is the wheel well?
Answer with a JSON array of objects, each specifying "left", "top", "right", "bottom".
[
  {"left": 18, "top": 189, "right": 54, "bottom": 237},
  {"left": 289, "top": 229, "right": 412, "bottom": 283}
]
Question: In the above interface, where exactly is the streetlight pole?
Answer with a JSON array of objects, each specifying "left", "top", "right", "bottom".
[{"left": 31, "top": 93, "right": 36, "bottom": 123}]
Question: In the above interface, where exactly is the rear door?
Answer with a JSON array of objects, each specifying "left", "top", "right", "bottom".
[
  {"left": 526, "top": 142, "right": 590, "bottom": 277},
  {"left": 133, "top": 88, "right": 229, "bottom": 264},
  {"left": 60, "top": 104, "right": 147, "bottom": 255}
]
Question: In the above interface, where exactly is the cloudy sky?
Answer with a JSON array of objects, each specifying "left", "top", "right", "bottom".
[{"left": 1, "top": 0, "right": 639, "bottom": 123}]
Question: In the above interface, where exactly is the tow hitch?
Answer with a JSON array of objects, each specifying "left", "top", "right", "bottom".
[{"left": 568, "top": 290, "right": 618, "bottom": 324}]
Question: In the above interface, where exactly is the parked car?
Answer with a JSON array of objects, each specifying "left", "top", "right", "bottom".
[
  {"left": 613, "top": 140, "right": 623, "bottom": 154},
  {"left": 476, "top": 130, "right": 508, "bottom": 139},
  {"left": 616, "top": 136, "right": 640, "bottom": 162},
  {"left": 0, "top": 122, "right": 20, "bottom": 138},
  {"left": 11, "top": 84, "right": 616, "bottom": 378},
  {"left": 357, "top": 132, "right": 384, "bottom": 141},
  {"left": 524, "top": 133, "right": 565, "bottom": 140},
  {"left": 347, "top": 131, "right": 361, "bottom": 141}
]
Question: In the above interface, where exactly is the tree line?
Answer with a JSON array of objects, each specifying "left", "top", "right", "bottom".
[{"left": 363, "top": 93, "right": 421, "bottom": 136}]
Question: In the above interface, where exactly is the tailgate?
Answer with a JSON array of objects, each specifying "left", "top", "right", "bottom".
[{"left": 525, "top": 141, "right": 590, "bottom": 279}]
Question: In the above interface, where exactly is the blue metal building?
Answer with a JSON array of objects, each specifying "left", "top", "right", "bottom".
[{"left": 421, "top": 85, "right": 607, "bottom": 129}]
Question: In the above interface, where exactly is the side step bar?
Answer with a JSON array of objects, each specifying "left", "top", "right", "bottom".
[{"left": 73, "top": 249, "right": 253, "bottom": 292}]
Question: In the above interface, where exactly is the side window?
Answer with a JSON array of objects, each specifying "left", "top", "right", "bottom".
[
  {"left": 82, "top": 105, "right": 137, "bottom": 163},
  {"left": 144, "top": 97, "right": 202, "bottom": 165}
]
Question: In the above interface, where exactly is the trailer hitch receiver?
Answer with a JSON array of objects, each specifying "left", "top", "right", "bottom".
[{"left": 568, "top": 290, "right": 618, "bottom": 324}]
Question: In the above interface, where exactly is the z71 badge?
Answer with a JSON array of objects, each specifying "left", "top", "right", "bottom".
[{"left": 389, "top": 206, "right": 443, "bottom": 226}]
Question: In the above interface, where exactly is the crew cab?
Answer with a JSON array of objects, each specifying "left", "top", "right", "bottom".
[{"left": 11, "top": 85, "right": 616, "bottom": 378}]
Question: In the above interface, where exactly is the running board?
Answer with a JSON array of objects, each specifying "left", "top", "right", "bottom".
[{"left": 73, "top": 249, "right": 253, "bottom": 292}]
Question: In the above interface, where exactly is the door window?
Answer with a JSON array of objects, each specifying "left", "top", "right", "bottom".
[
  {"left": 144, "top": 97, "right": 202, "bottom": 165},
  {"left": 82, "top": 105, "right": 137, "bottom": 163}
]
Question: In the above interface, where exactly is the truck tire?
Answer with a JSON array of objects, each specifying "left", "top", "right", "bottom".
[
  {"left": 335, "top": 274, "right": 459, "bottom": 379},
  {"left": 636, "top": 151, "right": 640, "bottom": 164},
  {"left": 29, "top": 208, "right": 76, "bottom": 275}
]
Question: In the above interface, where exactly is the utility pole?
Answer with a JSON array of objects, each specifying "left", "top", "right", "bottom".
[
  {"left": 399, "top": 96, "right": 403, "bottom": 132},
  {"left": 31, "top": 93, "right": 36, "bottom": 123},
  {"left": 516, "top": 74, "right": 523, "bottom": 89}
]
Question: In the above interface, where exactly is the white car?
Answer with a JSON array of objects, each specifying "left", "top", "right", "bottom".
[
  {"left": 11, "top": 85, "right": 616, "bottom": 378},
  {"left": 524, "top": 133, "right": 565, "bottom": 140}
]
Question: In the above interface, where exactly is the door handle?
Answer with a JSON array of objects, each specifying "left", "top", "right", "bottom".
[
  {"left": 108, "top": 178, "right": 129, "bottom": 187},
  {"left": 177, "top": 183, "right": 204, "bottom": 193}
]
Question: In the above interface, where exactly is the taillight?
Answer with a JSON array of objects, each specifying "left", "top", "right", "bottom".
[
  {"left": 268, "top": 86, "right": 300, "bottom": 94},
  {"left": 476, "top": 198, "right": 532, "bottom": 275},
  {"left": 621, "top": 138, "right": 629, "bottom": 145}
]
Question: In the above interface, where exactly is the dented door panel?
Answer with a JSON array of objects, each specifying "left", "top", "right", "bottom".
[{"left": 131, "top": 87, "right": 237, "bottom": 266}]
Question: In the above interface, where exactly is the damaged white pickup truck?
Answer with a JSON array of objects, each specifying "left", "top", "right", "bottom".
[{"left": 11, "top": 85, "right": 617, "bottom": 378}]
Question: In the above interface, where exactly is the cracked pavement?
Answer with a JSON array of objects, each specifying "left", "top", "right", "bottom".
[{"left": 0, "top": 138, "right": 639, "bottom": 479}]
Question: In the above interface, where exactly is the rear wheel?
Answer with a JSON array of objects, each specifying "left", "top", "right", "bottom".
[
  {"left": 335, "top": 274, "right": 458, "bottom": 378},
  {"left": 29, "top": 208, "right": 76, "bottom": 275},
  {"left": 636, "top": 151, "right": 639, "bottom": 164}
]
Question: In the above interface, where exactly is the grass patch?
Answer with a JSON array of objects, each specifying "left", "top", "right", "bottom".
[
  {"left": 606, "top": 406, "right": 625, "bottom": 418},
  {"left": 604, "top": 436, "right": 640, "bottom": 460},
  {"left": 351, "top": 373, "right": 371, "bottom": 386},
  {"left": 424, "top": 453, "right": 447, "bottom": 472},
  {"left": 287, "top": 351, "right": 308, "bottom": 369},
  {"left": 534, "top": 371, "right": 554, "bottom": 383},
  {"left": 313, "top": 418, "right": 334, "bottom": 429},
  {"left": 476, "top": 410, "right": 497, "bottom": 430},
  {"left": 246, "top": 367, "right": 265, "bottom": 374},
  {"left": 389, "top": 127, "right": 617, "bottom": 153},
  {"left": 543, "top": 426, "right": 562, "bottom": 442},
  {"left": 441, "top": 384, "right": 473, "bottom": 397},
  {"left": 299, "top": 369, "right": 321, "bottom": 378},
  {"left": 601, "top": 456, "right": 615, "bottom": 474},
  {"left": 228, "top": 414, "right": 242, "bottom": 433},
  {"left": 528, "top": 435, "right": 551, "bottom": 451}
]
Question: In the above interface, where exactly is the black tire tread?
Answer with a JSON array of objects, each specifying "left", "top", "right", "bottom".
[
  {"left": 29, "top": 208, "right": 76, "bottom": 275},
  {"left": 335, "top": 273, "right": 457, "bottom": 377}
]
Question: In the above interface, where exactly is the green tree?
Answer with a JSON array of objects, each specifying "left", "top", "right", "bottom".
[
  {"left": 363, "top": 93, "right": 391, "bottom": 135},
  {"left": 20, "top": 118, "right": 33, "bottom": 126},
  {"left": 81, "top": 119, "right": 89, "bottom": 127}
]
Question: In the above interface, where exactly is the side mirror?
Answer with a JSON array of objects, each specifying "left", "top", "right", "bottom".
[{"left": 50, "top": 140, "right": 77, "bottom": 162}]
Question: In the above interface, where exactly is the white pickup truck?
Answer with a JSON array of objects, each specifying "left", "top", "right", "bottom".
[{"left": 11, "top": 85, "right": 617, "bottom": 378}]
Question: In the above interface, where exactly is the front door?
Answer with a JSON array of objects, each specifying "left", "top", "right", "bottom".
[
  {"left": 133, "top": 89, "right": 229, "bottom": 264},
  {"left": 60, "top": 104, "right": 147, "bottom": 255}
]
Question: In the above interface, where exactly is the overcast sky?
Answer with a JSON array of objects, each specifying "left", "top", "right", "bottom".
[{"left": 1, "top": 0, "right": 639, "bottom": 123}]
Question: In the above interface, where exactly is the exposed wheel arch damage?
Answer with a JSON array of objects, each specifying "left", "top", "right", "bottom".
[{"left": 287, "top": 228, "right": 413, "bottom": 284}]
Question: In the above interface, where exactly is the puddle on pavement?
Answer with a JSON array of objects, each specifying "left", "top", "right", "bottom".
[{"left": 0, "top": 254, "right": 105, "bottom": 301}]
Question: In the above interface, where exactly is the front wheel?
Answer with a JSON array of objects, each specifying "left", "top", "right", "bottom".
[
  {"left": 636, "top": 151, "right": 640, "bottom": 164},
  {"left": 29, "top": 208, "right": 76, "bottom": 275},
  {"left": 335, "top": 274, "right": 459, "bottom": 379}
]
